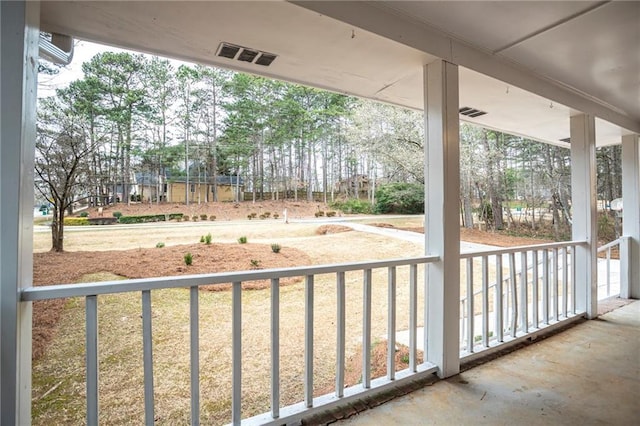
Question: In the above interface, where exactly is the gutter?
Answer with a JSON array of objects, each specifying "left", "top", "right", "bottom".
[{"left": 39, "top": 33, "right": 74, "bottom": 65}]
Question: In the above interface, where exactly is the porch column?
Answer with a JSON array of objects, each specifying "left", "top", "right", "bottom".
[
  {"left": 424, "top": 60, "right": 460, "bottom": 378},
  {"left": 0, "top": 1, "right": 39, "bottom": 423},
  {"left": 621, "top": 134, "right": 640, "bottom": 298},
  {"left": 570, "top": 114, "right": 597, "bottom": 318}
]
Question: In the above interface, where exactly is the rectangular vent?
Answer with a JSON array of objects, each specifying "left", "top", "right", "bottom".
[
  {"left": 217, "top": 43, "right": 240, "bottom": 59},
  {"left": 559, "top": 137, "right": 571, "bottom": 143},
  {"left": 238, "top": 49, "right": 259, "bottom": 62},
  {"left": 217, "top": 42, "right": 277, "bottom": 67},
  {"left": 255, "top": 53, "right": 277, "bottom": 66},
  {"left": 459, "top": 106, "right": 487, "bottom": 118}
]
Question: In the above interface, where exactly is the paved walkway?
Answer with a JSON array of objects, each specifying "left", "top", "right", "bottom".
[{"left": 338, "top": 300, "right": 640, "bottom": 425}]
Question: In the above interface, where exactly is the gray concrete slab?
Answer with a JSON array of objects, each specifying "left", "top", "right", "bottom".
[{"left": 338, "top": 301, "right": 640, "bottom": 425}]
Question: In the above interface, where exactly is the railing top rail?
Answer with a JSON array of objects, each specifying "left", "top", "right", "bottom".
[
  {"left": 597, "top": 236, "right": 627, "bottom": 252},
  {"left": 21, "top": 255, "right": 439, "bottom": 301},
  {"left": 460, "top": 240, "right": 587, "bottom": 259}
]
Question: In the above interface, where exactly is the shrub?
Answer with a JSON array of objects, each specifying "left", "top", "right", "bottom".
[
  {"left": 79, "top": 211, "right": 89, "bottom": 217},
  {"left": 209, "top": 215, "right": 216, "bottom": 221},
  {"left": 156, "top": 242, "right": 165, "bottom": 248},
  {"left": 273, "top": 213, "right": 279, "bottom": 219},
  {"left": 238, "top": 236, "right": 248, "bottom": 244},
  {"left": 250, "top": 212, "right": 257, "bottom": 219},
  {"left": 271, "top": 243, "right": 281, "bottom": 253},
  {"left": 176, "top": 216, "right": 183, "bottom": 222},
  {"left": 374, "top": 182, "right": 425, "bottom": 214},
  {"left": 192, "top": 215, "right": 199, "bottom": 221},
  {"left": 247, "top": 214, "right": 253, "bottom": 220},
  {"left": 63, "top": 217, "right": 89, "bottom": 226},
  {"left": 263, "top": 212, "right": 271, "bottom": 218},
  {"left": 330, "top": 198, "right": 372, "bottom": 214},
  {"left": 250, "top": 259, "right": 261, "bottom": 268},
  {"left": 315, "top": 211, "right": 325, "bottom": 217},
  {"left": 112, "top": 211, "right": 122, "bottom": 219},
  {"left": 326, "top": 211, "right": 336, "bottom": 217},
  {"left": 204, "top": 233, "right": 212, "bottom": 245},
  {"left": 117, "top": 213, "right": 182, "bottom": 224},
  {"left": 259, "top": 214, "right": 266, "bottom": 219},
  {"left": 183, "top": 215, "right": 190, "bottom": 221},
  {"left": 184, "top": 252, "right": 193, "bottom": 266},
  {"left": 200, "top": 214, "right": 208, "bottom": 221},
  {"left": 200, "top": 235, "right": 205, "bottom": 243}
]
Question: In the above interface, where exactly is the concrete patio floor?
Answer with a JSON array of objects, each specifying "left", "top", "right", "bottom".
[{"left": 338, "top": 300, "right": 640, "bottom": 425}]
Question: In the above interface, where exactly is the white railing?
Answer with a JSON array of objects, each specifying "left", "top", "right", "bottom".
[
  {"left": 22, "top": 256, "right": 438, "bottom": 426},
  {"left": 459, "top": 241, "right": 586, "bottom": 357},
  {"left": 596, "top": 237, "right": 628, "bottom": 299}
]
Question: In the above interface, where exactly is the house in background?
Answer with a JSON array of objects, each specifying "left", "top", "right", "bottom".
[
  {"left": 167, "top": 176, "right": 244, "bottom": 203},
  {"left": 133, "top": 172, "right": 167, "bottom": 203}
]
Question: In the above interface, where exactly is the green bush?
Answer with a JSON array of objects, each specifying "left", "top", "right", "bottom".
[
  {"left": 271, "top": 243, "right": 281, "bottom": 253},
  {"left": 192, "top": 215, "right": 199, "bottom": 222},
  {"left": 315, "top": 211, "right": 325, "bottom": 217},
  {"left": 374, "top": 183, "right": 424, "bottom": 214},
  {"left": 79, "top": 211, "right": 89, "bottom": 217},
  {"left": 64, "top": 217, "right": 89, "bottom": 226},
  {"left": 200, "top": 235, "right": 205, "bottom": 243},
  {"left": 200, "top": 214, "right": 208, "bottom": 221},
  {"left": 330, "top": 198, "right": 372, "bottom": 214},
  {"left": 204, "top": 233, "right": 212, "bottom": 245},
  {"left": 250, "top": 259, "right": 261, "bottom": 268},
  {"left": 156, "top": 242, "right": 165, "bottom": 248},
  {"left": 273, "top": 213, "right": 279, "bottom": 219},
  {"left": 184, "top": 252, "right": 193, "bottom": 266},
  {"left": 112, "top": 211, "right": 122, "bottom": 219},
  {"left": 117, "top": 213, "right": 183, "bottom": 224},
  {"left": 238, "top": 236, "right": 248, "bottom": 244},
  {"left": 326, "top": 211, "right": 336, "bottom": 217}
]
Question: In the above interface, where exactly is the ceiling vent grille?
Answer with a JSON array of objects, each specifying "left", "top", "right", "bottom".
[
  {"left": 459, "top": 107, "right": 487, "bottom": 118},
  {"left": 216, "top": 42, "right": 277, "bottom": 67}
]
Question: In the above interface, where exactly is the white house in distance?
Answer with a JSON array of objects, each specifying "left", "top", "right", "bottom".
[{"left": 2, "top": 1, "right": 639, "bottom": 425}]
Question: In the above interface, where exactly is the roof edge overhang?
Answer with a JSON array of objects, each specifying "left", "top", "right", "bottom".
[{"left": 291, "top": 1, "right": 640, "bottom": 135}]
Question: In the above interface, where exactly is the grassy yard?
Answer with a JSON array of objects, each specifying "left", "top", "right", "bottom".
[{"left": 32, "top": 226, "right": 427, "bottom": 424}]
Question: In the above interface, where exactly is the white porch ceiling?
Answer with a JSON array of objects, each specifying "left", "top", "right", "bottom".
[{"left": 40, "top": 1, "right": 639, "bottom": 147}]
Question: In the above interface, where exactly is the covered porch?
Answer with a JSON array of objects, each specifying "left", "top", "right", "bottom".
[{"left": 1, "top": 1, "right": 639, "bottom": 425}]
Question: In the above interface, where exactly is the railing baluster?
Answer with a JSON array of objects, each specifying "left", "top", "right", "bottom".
[
  {"left": 232, "top": 282, "right": 242, "bottom": 425},
  {"left": 542, "top": 249, "right": 549, "bottom": 324},
  {"left": 270, "top": 278, "right": 280, "bottom": 418},
  {"left": 495, "top": 254, "right": 503, "bottom": 342},
  {"left": 141, "top": 290, "right": 154, "bottom": 426},
  {"left": 562, "top": 249, "right": 568, "bottom": 318},
  {"left": 606, "top": 247, "right": 611, "bottom": 297},
  {"left": 571, "top": 246, "right": 577, "bottom": 314},
  {"left": 481, "top": 256, "right": 489, "bottom": 347},
  {"left": 387, "top": 267, "right": 396, "bottom": 381},
  {"left": 336, "top": 272, "right": 346, "bottom": 397},
  {"left": 86, "top": 295, "right": 99, "bottom": 426},
  {"left": 520, "top": 251, "right": 528, "bottom": 334},
  {"left": 304, "top": 275, "right": 314, "bottom": 408},
  {"left": 190, "top": 286, "right": 200, "bottom": 426},
  {"left": 362, "top": 269, "right": 372, "bottom": 388},
  {"left": 409, "top": 264, "right": 417, "bottom": 372},
  {"left": 509, "top": 253, "right": 517, "bottom": 338},
  {"left": 532, "top": 250, "right": 539, "bottom": 328},
  {"left": 466, "top": 259, "right": 474, "bottom": 352},
  {"left": 552, "top": 248, "right": 559, "bottom": 321}
]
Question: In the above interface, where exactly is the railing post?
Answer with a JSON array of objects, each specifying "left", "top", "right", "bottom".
[
  {"left": 619, "top": 236, "right": 631, "bottom": 298},
  {"left": 0, "top": 2, "right": 39, "bottom": 424},
  {"left": 424, "top": 59, "right": 461, "bottom": 378}
]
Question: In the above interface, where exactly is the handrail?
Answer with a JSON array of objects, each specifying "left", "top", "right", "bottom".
[
  {"left": 597, "top": 236, "right": 626, "bottom": 252},
  {"left": 21, "top": 255, "right": 439, "bottom": 301},
  {"left": 460, "top": 240, "right": 586, "bottom": 259}
]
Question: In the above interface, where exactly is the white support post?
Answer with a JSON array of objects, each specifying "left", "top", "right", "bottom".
[
  {"left": 621, "top": 134, "right": 640, "bottom": 299},
  {"left": 570, "top": 114, "right": 597, "bottom": 318},
  {"left": 1, "top": 1, "right": 39, "bottom": 424},
  {"left": 424, "top": 60, "right": 460, "bottom": 378}
]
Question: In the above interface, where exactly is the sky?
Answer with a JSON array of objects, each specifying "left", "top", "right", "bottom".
[{"left": 37, "top": 40, "right": 186, "bottom": 98}]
